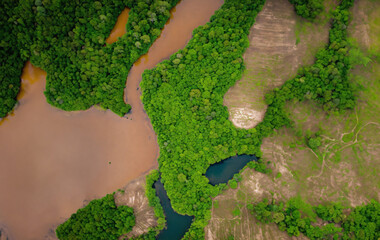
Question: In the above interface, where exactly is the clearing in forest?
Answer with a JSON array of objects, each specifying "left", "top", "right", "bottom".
[{"left": 223, "top": 0, "right": 331, "bottom": 129}]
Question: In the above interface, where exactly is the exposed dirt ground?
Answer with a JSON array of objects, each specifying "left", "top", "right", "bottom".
[
  {"left": 114, "top": 173, "right": 158, "bottom": 239},
  {"left": 223, "top": 0, "right": 331, "bottom": 129},
  {"left": 207, "top": 0, "right": 380, "bottom": 239}
]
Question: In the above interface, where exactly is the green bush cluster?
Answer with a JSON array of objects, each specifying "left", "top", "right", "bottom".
[
  {"left": 288, "top": 0, "right": 324, "bottom": 20},
  {"left": 247, "top": 159, "right": 272, "bottom": 174},
  {"left": 56, "top": 193, "right": 135, "bottom": 240},
  {"left": 249, "top": 198, "right": 380, "bottom": 239},
  {"left": 0, "top": 0, "right": 179, "bottom": 118}
]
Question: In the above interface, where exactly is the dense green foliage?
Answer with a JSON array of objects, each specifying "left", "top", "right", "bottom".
[
  {"left": 288, "top": 0, "right": 324, "bottom": 20},
  {"left": 0, "top": 0, "right": 179, "bottom": 118},
  {"left": 56, "top": 193, "right": 135, "bottom": 240},
  {"left": 140, "top": 0, "right": 357, "bottom": 238},
  {"left": 249, "top": 198, "right": 380, "bottom": 239},
  {"left": 0, "top": 0, "right": 31, "bottom": 118},
  {"left": 341, "top": 200, "right": 380, "bottom": 239}
]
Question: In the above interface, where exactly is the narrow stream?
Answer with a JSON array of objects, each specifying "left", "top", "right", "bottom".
[
  {"left": 0, "top": 0, "right": 223, "bottom": 239},
  {"left": 154, "top": 180, "right": 193, "bottom": 240},
  {"left": 154, "top": 155, "right": 257, "bottom": 239}
]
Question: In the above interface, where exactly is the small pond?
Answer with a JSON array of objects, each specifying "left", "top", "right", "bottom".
[{"left": 206, "top": 154, "right": 258, "bottom": 185}]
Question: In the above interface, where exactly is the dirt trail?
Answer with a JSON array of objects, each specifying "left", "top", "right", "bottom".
[{"left": 223, "top": 0, "right": 329, "bottom": 129}]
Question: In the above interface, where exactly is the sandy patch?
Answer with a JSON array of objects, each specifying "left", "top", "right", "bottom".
[
  {"left": 229, "top": 107, "right": 264, "bottom": 129},
  {"left": 114, "top": 173, "right": 158, "bottom": 239}
]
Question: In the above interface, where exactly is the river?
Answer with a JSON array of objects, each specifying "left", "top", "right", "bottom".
[{"left": 0, "top": 0, "right": 223, "bottom": 239}]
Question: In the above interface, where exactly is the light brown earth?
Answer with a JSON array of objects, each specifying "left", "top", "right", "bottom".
[
  {"left": 223, "top": 0, "right": 331, "bottom": 129},
  {"left": 114, "top": 174, "right": 156, "bottom": 239},
  {"left": 207, "top": 0, "right": 380, "bottom": 239},
  {"left": 0, "top": 0, "right": 223, "bottom": 239},
  {"left": 206, "top": 172, "right": 309, "bottom": 240}
]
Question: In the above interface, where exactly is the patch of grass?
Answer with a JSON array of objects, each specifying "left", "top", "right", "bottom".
[
  {"left": 232, "top": 207, "right": 241, "bottom": 217},
  {"left": 214, "top": 200, "right": 219, "bottom": 209},
  {"left": 237, "top": 190, "right": 246, "bottom": 202}
]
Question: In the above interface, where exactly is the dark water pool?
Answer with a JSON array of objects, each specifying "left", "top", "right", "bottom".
[
  {"left": 205, "top": 154, "right": 257, "bottom": 185},
  {"left": 155, "top": 154, "right": 257, "bottom": 239}
]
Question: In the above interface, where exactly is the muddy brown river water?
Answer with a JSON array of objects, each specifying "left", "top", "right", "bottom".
[{"left": 0, "top": 0, "right": 223, "bottom": 239}]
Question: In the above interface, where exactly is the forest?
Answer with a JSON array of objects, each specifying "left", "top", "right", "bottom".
[
  {"left": 250, "top": 197, "right": 380, "bottom": 239},
  {"left": 55, "top": 193, "right": 135, "bottom": 240},
  {"left": 0, "top": 0, "right": 378, "bottom": 239},
  {"left": 0, "top": 0, "right": 25, "bottom": 118}
]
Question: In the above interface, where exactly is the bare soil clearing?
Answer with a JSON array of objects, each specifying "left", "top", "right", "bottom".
[
  {"left": 223, "top": 0, "right": 330, "bottom": 129},
  {"left": 114, "top": 174, "right": 156, "bottom": 239}
]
